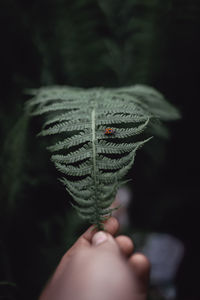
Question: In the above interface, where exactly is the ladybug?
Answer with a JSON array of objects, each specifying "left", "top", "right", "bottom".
[{"left": 104, "top": 128, "right": 115, "bottom": 135}]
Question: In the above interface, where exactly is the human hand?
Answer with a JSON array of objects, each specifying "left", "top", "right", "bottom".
[{"left": 39, "top": 217, "right": 150, "bottom": 300}]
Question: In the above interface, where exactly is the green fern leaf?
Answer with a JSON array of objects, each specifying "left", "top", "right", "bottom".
[{"left": 26, "top": 85, "right": 179, "bottom": 229}]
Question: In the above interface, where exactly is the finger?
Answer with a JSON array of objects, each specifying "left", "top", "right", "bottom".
[
  {"left": 91, "top": 231, "right": 120, "bottom": 254},
  {"left": 129, "top": 253, "right": 150, "bottom": 295},
  {"left": 67, "top": 217, "right": 120, "bottom": 254},
  {"left": 82, "top": 217, "right": 120, "bottom": 243},
  {"left": 115, "top": 235, "right": 134, "bottom": 257}
]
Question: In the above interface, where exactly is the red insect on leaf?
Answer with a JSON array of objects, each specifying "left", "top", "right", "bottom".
[{"left": 104, "top": 128, "right": 115, "bottom": 135}]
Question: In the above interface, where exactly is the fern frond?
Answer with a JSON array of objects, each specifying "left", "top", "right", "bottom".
[
  {"left": 27, "top": 85, "right": 179, "bottom": 229},
  {"left": 47, "top": 133, "right": 91, "bottom": 152},
  {"left": 38, "top": 121, "right": 90, "bottom": 136},
  {"left": 117, "top": 85, "right": 181, "bottom": 120}
]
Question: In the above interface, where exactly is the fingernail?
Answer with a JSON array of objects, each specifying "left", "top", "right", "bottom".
[{"left": 92, "top": 231, "right": 107, "bottom": 246}]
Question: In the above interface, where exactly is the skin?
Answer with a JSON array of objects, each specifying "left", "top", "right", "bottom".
[{"left": 39, "top": 217, "right": 150, "bottom": 300}]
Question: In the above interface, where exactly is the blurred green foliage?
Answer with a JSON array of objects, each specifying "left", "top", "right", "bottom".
[{"left": 0, "top": 0, "right": 199, "bottom": 299}]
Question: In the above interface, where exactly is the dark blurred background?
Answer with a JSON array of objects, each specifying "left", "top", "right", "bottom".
[{"left": 0, "top": 0, "right": 199, "bottom": 299}]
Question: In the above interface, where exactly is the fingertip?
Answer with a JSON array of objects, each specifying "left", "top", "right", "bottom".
[
  {"left": 92, "top": 231, "right": 108, "bottom": 246},
  {"left": 115, "top": 235, "right": 134, "bottom": 257},
  {"left": 82, "top": 217, "right": 119, "bottom": 243},
  {"left": 128, "top": 253, "right": 150, "bottom": 296},
  {"left": 104, "top": 217, "right": 120, "bottom": 235},
  {"left": 129, "top": 253, "right": 151, "bottom": 279},
  {"left": 91, "top": 231, "right": 122, "bottom": 257}
]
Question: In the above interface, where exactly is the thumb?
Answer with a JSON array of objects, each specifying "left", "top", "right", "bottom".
[{"left": 91, "top": 231, "right": 120, "bottom": 253}]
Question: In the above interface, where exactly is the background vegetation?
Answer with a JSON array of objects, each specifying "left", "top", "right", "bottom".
[{"left": 0, "top": 0, "right": 199, "bottom": 299}]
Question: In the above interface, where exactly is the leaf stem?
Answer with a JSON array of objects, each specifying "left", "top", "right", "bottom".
[{"left": 91, "top": 95, "right": 102, "bottom": 229}]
